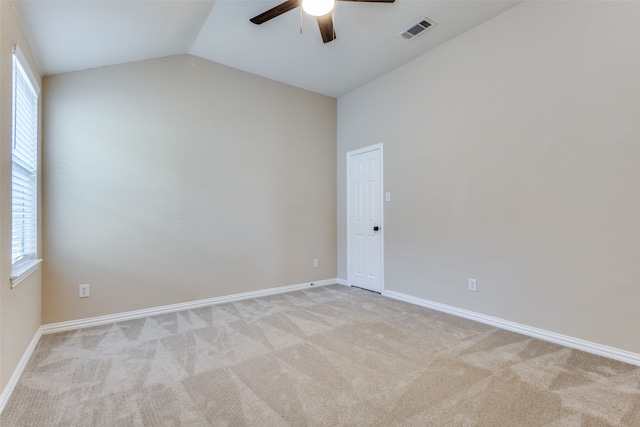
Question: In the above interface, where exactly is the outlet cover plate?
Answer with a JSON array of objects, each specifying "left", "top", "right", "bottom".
[{"left": 79, "top": 284, "right": 90, "bottom": 298}]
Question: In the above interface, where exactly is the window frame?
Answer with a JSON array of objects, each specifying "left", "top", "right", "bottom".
[{"left": 10, "top": 45, "right": 42, "bottom": 288}]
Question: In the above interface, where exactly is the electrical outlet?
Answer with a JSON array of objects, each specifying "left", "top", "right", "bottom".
[
  {"left": 79, "top": 284, "right": 90, "bottom": 298},
  {"left": 314, "top": 259, "right": 319, "bottom": 268},
  {"left": 468, "top": 278, "right": 477, "bottom": 292}
]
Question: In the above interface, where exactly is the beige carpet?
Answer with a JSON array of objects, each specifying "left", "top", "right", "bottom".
[{"left": 2, "top": 285, "right": 639, "bottom": 426}]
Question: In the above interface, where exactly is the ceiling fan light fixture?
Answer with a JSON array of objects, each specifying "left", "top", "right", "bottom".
[{"left": 302, "top": 0, "right": 335, "bottom": 17}]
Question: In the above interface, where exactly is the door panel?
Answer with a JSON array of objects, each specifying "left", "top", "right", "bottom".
[{"left": 348, "top": 147, "right": 382, "bottom": 292}]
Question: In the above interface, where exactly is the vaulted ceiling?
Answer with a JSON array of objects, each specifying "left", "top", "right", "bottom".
[{"left": 13, "top": 0, "right": 521, "bottom": 98}]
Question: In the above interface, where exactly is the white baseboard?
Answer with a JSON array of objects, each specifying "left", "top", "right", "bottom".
[
  {"left": 336, "top": 278, "right": 349, "bottom": 286},
  {"left": 42, "top": 278, "right": 338, "bottom": 334},
  {"left": 383, "top": 289, "right": 640, "bottom": 367},
  {"left": 0, "top": 327, "right": 42, "bottom": 414}
]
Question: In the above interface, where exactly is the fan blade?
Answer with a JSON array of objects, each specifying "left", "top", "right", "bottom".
[
  {"left": 250, "top": 0, "right": 301, "bottom": 25},
  {"left": 317, "top": 14, "right": 335, "bottom": 44},
  {"left": 338, "top": 0, "right": 395, "bottom": 2}
]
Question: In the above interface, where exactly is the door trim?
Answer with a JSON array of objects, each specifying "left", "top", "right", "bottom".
[{"left": 346, "top": 143, "right": 384, "bottom": 293}]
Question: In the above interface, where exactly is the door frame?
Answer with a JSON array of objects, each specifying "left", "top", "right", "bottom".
[{"left": 346, "top": 143, "right": 384, "bottom": 293}]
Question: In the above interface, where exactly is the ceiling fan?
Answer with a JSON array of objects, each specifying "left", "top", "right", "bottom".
[{"left": 250, "top": 0, "right": 396, "bottom": 44}]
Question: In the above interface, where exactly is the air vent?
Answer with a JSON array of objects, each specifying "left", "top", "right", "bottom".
[{"left": 399, "top": 17, "right": 436, "bottom": 40}]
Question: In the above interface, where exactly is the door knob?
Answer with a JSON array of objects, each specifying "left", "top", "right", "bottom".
[{"left": 373, "top": 226, "right": 379, "bottom": 231}]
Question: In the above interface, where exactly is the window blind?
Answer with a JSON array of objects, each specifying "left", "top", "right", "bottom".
[{"left": 12, "top": 47, "right": 39, "bottom": 266}]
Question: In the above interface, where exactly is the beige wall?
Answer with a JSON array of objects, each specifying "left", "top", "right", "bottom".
[
  {"left": 338, "top": 1, "right": 640, "bottom": 353},
  {"left": 43, "top": 55, "right": 337, "bottom": 324},
  {"left": 0, "top": 2, "right": 42, "bottom": 392}
]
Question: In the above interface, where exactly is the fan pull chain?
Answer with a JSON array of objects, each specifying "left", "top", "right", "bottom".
[{"left": 300, "top": 7, "right": 303, "bottom": 35}]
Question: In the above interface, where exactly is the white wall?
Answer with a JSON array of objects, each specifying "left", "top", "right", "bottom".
[
  {"left": 338, "top": 1, "right": 640, "bottom": 353},
  {"left": 43, "top": 55, "right": 337, "bottom": 324}
]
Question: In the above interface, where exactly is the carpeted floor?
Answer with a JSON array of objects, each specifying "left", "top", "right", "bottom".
[{"left": 2, "top": 285, "right": 640, "bottom": 426}]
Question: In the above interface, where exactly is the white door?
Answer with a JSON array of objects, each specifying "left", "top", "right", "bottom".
[{"left": 347, "top": 145, "right": 383, "bottom": 293}]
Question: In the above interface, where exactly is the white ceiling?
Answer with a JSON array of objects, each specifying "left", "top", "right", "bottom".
[{"left": 13, "top": 0, "right": 521, "bottom": 98}]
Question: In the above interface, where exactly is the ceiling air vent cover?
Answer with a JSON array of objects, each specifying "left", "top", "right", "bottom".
[{"left": 399, "top": 17, "right": 436, "bottom": 40}]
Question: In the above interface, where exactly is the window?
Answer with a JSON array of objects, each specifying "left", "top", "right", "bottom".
[{"left": 11, "top": 45, "right": 41, "bottom": 287}]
